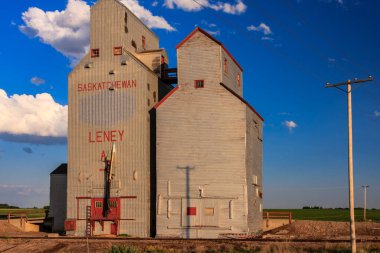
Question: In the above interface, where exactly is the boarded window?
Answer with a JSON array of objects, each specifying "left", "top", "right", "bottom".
[
  {"left": 224, "top": 58, "right": 228, "bottom": 73},
  {"left": 253, "top": 175, "right": 258, "bottom": 185},
  {"left": 91, "top": 49, "right": 99, "bottom": 58},
  {"left": 113, "top": 46, "right": 122, "bottom": 56},
  {"left": 194, "top": 80, "right": 204, "bottom": 89},
  {"left": 153, "top": 91, "right": 157, "bottom": 103},
  {"left": 237, "top": 74, "right": 241, "bottom": 87},
  {"left": 204, "top": 207, "right": 214, "bottom": 216},
  {"left": 147, "top": 83, "right": 150, "bottom": 91},
  {"left": 187, "top": 207, "right": 196, "bottom": 216}
]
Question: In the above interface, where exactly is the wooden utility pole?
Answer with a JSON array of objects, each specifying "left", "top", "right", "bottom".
[
  {"left": 362, "top": 185, "right": 369, "bottom": 221},
  {"left": 325, "top": 76, "right": 374, "bottom": 253}
]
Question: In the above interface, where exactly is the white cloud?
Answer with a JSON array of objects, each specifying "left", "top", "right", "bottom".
[
  {"left": 374, "top": 110, "right": 380, "bottom": 117},
  {"left": 164, "top": 0, "right": 247, "bottom": 15},
  {"left": 261, "top": 36, "right": 274, "bottom": 41},
  {"left": 336, "top": 0, "right": 344, "bottom": 4},
  {"left": 0, "top": 89, "right": 67, "bottom": 138},
  {"left": 19, "top": 0, "right": 175, "bottom": 64},
  {"left": 247, "top": 22, "right": 272, "bottom": 35},
  {"left": 30, "top": 76, "right": 46, "bottom": 86},
  {"left": 119, "top": 0, "right": 176, "bottom": 31},
  {"left": 201, "top": 20, "right": 217, "bottom": 28},
  {"left": 205, "top": 29, "right": 220, "bottom": 36},
  {"left": 19, "top": 0, "right": 91, "bottom": 64},
  {"left": 152, "top": 1, "right": 159, "bottom": 7},
  {"left": 282, "top": 120, "right": 297, "bottom": 131},
  {"left": 328, "top": 57, "right": 336, "bottom": 63}
]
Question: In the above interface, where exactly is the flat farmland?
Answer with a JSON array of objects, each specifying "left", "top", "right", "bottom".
[
  {"left": 0, "top": 208, "right": 46, "bottom": 220},
  {"left": 264, "top": 209, "right": 380, "bottom": 222}
]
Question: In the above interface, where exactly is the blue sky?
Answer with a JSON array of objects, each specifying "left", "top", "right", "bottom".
[{"left": 0, "top": 0, "right": 379, "bottom": 208}]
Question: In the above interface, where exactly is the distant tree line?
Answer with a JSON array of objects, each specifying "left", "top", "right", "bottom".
[{"left": 0, "top": 203, "right": 19, "bottom": 209}]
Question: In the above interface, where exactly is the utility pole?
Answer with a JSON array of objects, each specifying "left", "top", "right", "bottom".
[
  {"left": 325, "top": 75, "right": 374, "bottom": 253},
  {"left": 362, "top": 185, "right": 369, "bottom": 221}
]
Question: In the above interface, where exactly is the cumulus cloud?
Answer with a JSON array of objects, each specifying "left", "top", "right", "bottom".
[
  {"left": 247, "top": 22, "right": 272, "bottom": 35},
  {"left": 120, "top": 0, "right": 176, "bottom": 31},
  {"left": 0, "top": 89, "right": 68, "bottom": 143},
  {"left": 30, "top": 76, "right": 46, "bottom": 86},
  {"left": 282, "top": 120, "right": 297, "bottom": 132},
  {"left": 164, "top": 0, "right": 247, "bottom": 15},
  {"left": 374, "top": 110, "right": 380, "bottom": 117},
  {"left": 19, "top": 0, "right": 91, "bottom": 64},
  {"left": 205, "top": 29, "right": 220, "bottom": 36},
  {"left": 19, "top": 0, "right": 175, "bottom": 64}
]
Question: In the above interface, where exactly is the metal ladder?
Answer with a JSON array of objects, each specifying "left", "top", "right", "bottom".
[{"left": 85, "top": 205, "right": 91, "bottom": 237}]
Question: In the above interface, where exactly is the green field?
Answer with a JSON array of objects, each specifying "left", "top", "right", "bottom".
[
  {"left": 0, "top": 208, "right": 46, "bottom": 220},
  {"left": 264, "top": 208, "right": 380, "bottom": 222}
]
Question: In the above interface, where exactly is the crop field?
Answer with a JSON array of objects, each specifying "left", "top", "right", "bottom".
[
  {"left": 0, "top": 208, "right": 46, "bottom": 220},
  {"left": 264, "top": 209, "right": 380, "bottom": 222}
]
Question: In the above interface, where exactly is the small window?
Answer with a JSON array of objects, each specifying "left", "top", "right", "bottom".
[
  {"left": 161, "top": 55, "right": 165, "bottom": 64},
  {"left": 224, "top": 58, "right": 228, "bottom": 73},
  {"left": 205, "top": 208, "right": 214, "bottom": 216},
  {"left": 113, "top": 46, "right": 122, "bottom": 56},
  {"left": 187, "top": 207, "right": 196, "bottom": 216},
  {"left": 153, "top": 91, "right": 157, "bottom": 103},
  {"left": 237, "top": 74, "right": 241, "bottom": 87},
  {"left": 142, "top": 36, "right": 146, "bottom": 50},
  {"left": 91, "top": 49, "right": 99, "bottom": 58},
  {"left": 253, "top": 175, "right": 258, "bottom": 185},
  {"left": 109, "top": 200, "right": 117, "bottom": 208},
  {"left": 147, "top": 83, "right": 150, "bottom": 91},
  {"left": 124, "top": 13, "right": 128, "bottom": 33},
  {"left": 132, "top": 40, "right": 137, "bottom": 49},
  {"left": 194, "top": 80, "right": 204, "bottom": 89},
  {"left": 256, "top": 188, "right": 259, "bottom": 197},
  {"left": 95, "top": 201, "right": 102, "bottom": 208}
]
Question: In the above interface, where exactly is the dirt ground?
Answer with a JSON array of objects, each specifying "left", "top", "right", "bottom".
[
  {"left": 1, "top": 220, "right": 380, "bottom": 252},
  {"left": 263, "top": 220, "right": 380, "bottom": 240}
]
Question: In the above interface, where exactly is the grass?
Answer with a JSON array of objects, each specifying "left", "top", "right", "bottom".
[
  {"left": 0, "top": 208, "right": 46, "bottom": 220},
  {"left": 264, "top": 208, "right": 380, "bottom": 222}
]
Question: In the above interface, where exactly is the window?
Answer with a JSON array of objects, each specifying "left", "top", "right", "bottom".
[
  {"left": 187, "top": 207, "right": 196, "bottom": 216},
  {"left": 224, "top": 58, "right": 228, "bottom": 73},
  {"left": 147, "top": 83, "right": 150, "bottom": 91},
  {"left": 91, "top": 49, "right": 99, "bottom": 58},
  {"left": 142, "top": 36, "right": 146, "bottom": 50},
  {"left": 113, "top": 46, "right": 122, "bottom": 56},
  {"left": 204, "top": 208, "right": 214, "bottom": 216},
  {"left": 194, "top": 80, "right": 204, "bottom": 89},
  {"left": 237, "top": 74, "right": 241, "bottom": 87},
  {"left": 131, "top": 40, "right": 137, "bottom": 49},
  {"left": 253, "top": 175, "right": 258, "bottom": 185},
  {"left": 153, "top": 91, "right": 157, "bottom": 103},
  {"left": 95, "top": 201, "right": 102, "bottom": 208},
  {"left": 109, "top": 200, "right": 117, "bottom": 208},
  {"left": 161, "top": 55, "right": 165, "bottom": 64},
  {"left": 124, "top": 12, "right": 128, "bottom": 33}
]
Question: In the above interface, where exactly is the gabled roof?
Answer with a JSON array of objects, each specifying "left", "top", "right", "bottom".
[
  {"left": 220, "top": 83, "right": 264, "bottom": 122},
  {"left": 50, "top": 163, "right": 67, "bottom": 175},
  {"left": 176, "top": 27, "right": 243, "bottom": 72},
  {"left": 154, "top": 86, "right": 179, "bottom": 109}
]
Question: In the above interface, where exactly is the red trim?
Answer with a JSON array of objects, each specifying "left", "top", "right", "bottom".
[
  {"left": 220, "top": 83, "right": 264, "bottom": 122},
  {"left": 91, "top": 48, "right": 99, "bottom": 58},
  {"left": 154, "top": 86, "right": 179, "bottom": 109},
  {"left": 119, "top": 196, "right": 137, "bottom": 199},
  {"left": 113, "top": 46, "right": 122, "bottom": 56},
  {"left": 194, "top": 80, "right": 205, "bottom": 89},
  {"left": 76, "top": 196, "right": 91, "bottom": 199},
  {"left": 176, "top": 27, "right": 243, "bottom": 72}
]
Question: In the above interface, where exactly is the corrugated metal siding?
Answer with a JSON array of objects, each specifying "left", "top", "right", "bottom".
[
  {"left": 67, "top": 0, "right": 159, "bottom": 237},
  {"left": 156, "top": 83, "right": 250, "bottom": 238},
  {"left": 49, "top": 174, "right": 67, "bottom": 232},
  {"left": 245, "top": 108, "right": 263, "bottom": 232},
  {"left": 221, "top": 49, "right": 243, "bottom": 96}
]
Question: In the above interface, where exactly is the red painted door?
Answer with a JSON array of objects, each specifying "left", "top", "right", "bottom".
[
  {"left": 91, "top": 198, "right": 120, "bottom": 220},
  {"left": 110, "top": 222, "right": 118, "bottom": 235}
]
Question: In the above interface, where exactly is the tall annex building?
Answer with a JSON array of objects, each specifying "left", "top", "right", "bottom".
[{"left": 57, "top": 0, "right": 263, "bottom": 239}]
